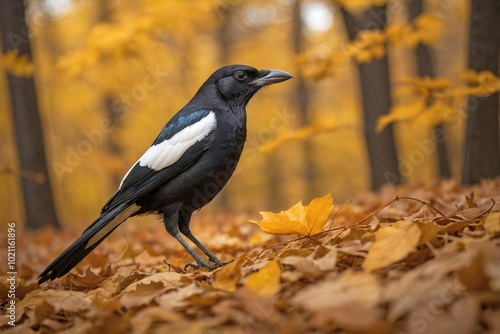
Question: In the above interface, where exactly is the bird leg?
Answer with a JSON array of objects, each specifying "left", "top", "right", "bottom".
[
  {"left": 173, "top": 233, "right": 218, "bottom": 271},
  {"left": 163, "top": 208, "right": 218, "bottom": 271},
  {"left": 178, "top": 212, "right": 227, "bottom": 267},
  {"left": 180, "top": 227, "right": 224, "bottom": 266}
]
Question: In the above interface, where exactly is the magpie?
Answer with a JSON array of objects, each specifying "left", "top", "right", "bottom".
[{"left": 38, "top": 65, "right": 292, "bottom": 284}]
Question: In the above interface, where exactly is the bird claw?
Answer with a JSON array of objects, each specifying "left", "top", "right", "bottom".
[
  {"left": 183, "top": 258, "right": 233, "bottom": 271},
  {"left": 222, "top": 259, "right": 234, "bottom": 266},
  {"left": 183, "top": 260, "right": 217, "bottom": 271}
]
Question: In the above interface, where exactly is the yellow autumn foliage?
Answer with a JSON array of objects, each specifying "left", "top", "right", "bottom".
[
  {"left": 336, "top": 0, "right": 388, "bottom": 10},
  {"left": 260, "top": 117, "right": 341, "bottom": 153},
  {"left": 376, "top": 97, "right": 426, "bottom": 132},
  {"left": 376, "top": 71, "right": 500, "bottom": 130},
  {"left": 302, "top": 12, "right": 444, "bottom": 77},
  {"left": 1, "top": 50, "right": 34, "bottom": 77}
]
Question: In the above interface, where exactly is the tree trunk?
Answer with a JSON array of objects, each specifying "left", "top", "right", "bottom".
[
  {"left": 292, "top": 0, "right": 316, "bottom": 202},
  {"left": 214, "top": 5, "right": 232, "bottom": 209},
  {"left": 462, "top": 0, "right": 500, "bottom": 184},
  {"left": 340, "top": 6, "right": 401, "bottom": 189},
  {"left": 408, "top": 0, "right": 451, "bottom": 179},
  {"left": 0, "top": 0, "right": 60, "bottom": 229}
]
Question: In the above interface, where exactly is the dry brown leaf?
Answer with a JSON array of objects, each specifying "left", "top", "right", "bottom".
[
  {"left": 280, "top": 247, "right": 337, "bottom": 278},
  {"left": 292, "top": 269, "right": 381, "bottom": 310},
  {"left": 408, "top": 295, "right": 479, "bottom": 334},
  {"left": 119, "top": 281, "right": 166, "bottom": 309},
  {"left": 6, "top": 180, "right": 500, "bottom": 333},
  {"left": 130, "top": 307, "right": 182, "bottom": 334},
  {"left": 456, "top": 250, "right": 490, "bottom": 291},
  {"left": 118, "top": 273, "right": 184, "bottom": 307},
  {"left": 363, "top": 221, "right": 422, "bottom": 272},
  {"left": 386, "top": 276, "right": 461, "bottom": 322},
  {"left": 16, "top": 289, "right": 95, "bottom": 321},
  {"left": 310, "top": 305, "right": 385, "bottom": 331},
  {"left": 483, "top": 310, "right": 500, "bottom": 333},
  {"left": 121, "top": 271, "right": 184, "bottom": 293},
  {"left": 155, "top": 283, "right": 205, "bottom": 310}
]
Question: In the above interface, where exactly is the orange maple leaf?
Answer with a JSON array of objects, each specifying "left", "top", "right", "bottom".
[{"left": 249, "top": 194, "right": 333, "bottom": 236}]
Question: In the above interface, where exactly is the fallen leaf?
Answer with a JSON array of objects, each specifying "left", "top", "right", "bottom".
[
  {"left": 363, "top": 221, "right": 421, "bottom": 272},
  {"left": 121, "top": 271, "right": 184, "bottom": 293},
  {"left": 249, "top": 193, "right": 333, "bottom": 236},
  {"left": 456, "top": 250, "right": 489, "bottom": 291},
  {"left": 293, "top": 269, "right": 381, "bottom": 310},
  {"left": 212, "top": 256, "right": 244, "bottom": 292},
  {"left": 155, "top": 283, "right": 205, "bottom": 310},
  {"left": 119, "top": 281, "right": 167, "bottom": 309},
  {"left": 416, "top": 221, "right": 439, "bottom": 245},
  {"left": 408, "top": 295, "right": 479, "bottom": 334},
  {"left": 130, "top": 306, "right": 182, "bottom": 334},
  {"left": 244, "top": 260, "right": 281, "bottom": 297},
  {"left": 483, "top": 212, "right": 500, "bottom": 234},
  {"left": 280, "top": 247, "right": 337, "bottom": 278},
  {"left": 310, "top": 305, "right": 384, "bottom": 331}
]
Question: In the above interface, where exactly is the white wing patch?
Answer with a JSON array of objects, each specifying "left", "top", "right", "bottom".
[{"left": 119, "top": 112, "right": 216, "bottom": 188}]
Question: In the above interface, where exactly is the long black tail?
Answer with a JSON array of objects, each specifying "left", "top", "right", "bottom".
[{"left": 38, "top": 203, "right": 139, "bottom": 284}]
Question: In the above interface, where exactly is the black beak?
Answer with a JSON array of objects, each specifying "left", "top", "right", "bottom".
[{"left": 250, "top": 69, "right": 293, "bottom": 87}]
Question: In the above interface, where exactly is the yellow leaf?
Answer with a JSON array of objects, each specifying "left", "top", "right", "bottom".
[
  {"left": 411, "top": 100, "right": 454, "bottom": 128},
  {"left": 354, "top": 49, "right": 373, "bottom": 63},
  {"left": 483, "top": 212, "right": 500, "bottom": 234},
  {"left": 337, "top": 0, "right": 388, "bottom": 10},
  {"left": 1, "top": 50, "right": 34, "bottom": 77},
  {"left": 376, "top": 97, "right": 426, "bottom": 132},
  {"left": 385, "top": 24, "right": 404, "bottom": 45},
  {"left": 245, "top": 260, "right": 281, "bottom": 297},
  {"left": 416, "top": 221, "right": 439, "bottom": 245},
  {"left": 213, "top": 256, "right": 244, "bottom": 292},
  {"left": 260, "top": 117, "right": 339, "bottom": 153},
  {"left": 250, "top": 193, "right": 334, "bottom": 236},
  {"left": 458, "top": 69, "right": 480, "bottom": 83},
  {"left": 414, "top": 14, "right": 444, "bottom": 45},
  {"left": 363, "top": 221, "right": 421, "bottom": 272},
  {"left": 371, "top": 45, "right": 386, "bottom": 58}
]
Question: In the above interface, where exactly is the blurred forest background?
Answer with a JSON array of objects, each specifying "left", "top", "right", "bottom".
[{"left": 0, "top": 0, "right": 498, "bottom": 229}]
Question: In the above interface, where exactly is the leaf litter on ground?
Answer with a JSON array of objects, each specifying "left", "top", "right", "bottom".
[{"left": 1, "top": 178, "right": 500, "bottom": 333}]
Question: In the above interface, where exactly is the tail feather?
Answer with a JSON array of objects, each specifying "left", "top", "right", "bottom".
[{"left": 38, "top": 203, "right": 139, "bottom": 284}]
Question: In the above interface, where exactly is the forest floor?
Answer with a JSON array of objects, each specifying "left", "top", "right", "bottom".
[{"left": 1, "top": 178, "right": 500, "bottom": 333}]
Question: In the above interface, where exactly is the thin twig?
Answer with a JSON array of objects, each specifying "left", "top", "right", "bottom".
[{"left": 397, "top": 196, "right": 447, "bottom": 217}]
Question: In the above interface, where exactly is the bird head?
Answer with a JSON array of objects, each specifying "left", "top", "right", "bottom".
[{"left": 199, "top": 65, "right": 293, "bottom": 108}]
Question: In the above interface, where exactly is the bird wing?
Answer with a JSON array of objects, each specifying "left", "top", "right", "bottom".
[
  {"left": 100, "top": 109, "right": 217, "bottom": 213},
  {"left": 38, "top": 110, "right": 217, "bottom": 284}
]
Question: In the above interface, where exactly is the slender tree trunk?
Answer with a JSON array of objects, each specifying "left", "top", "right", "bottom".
[
  {"left": 97, "top": 0, "right": 125, "bottom": 188},
  {"left": 340, "top": 6, "right": 401, "bottom": 189},
  {"left": 462, "top": 0, "right": 500, "bottom": 184},
  {"left": 408, "top": 0, "right": 451, "bottom": 178},
  {"left": 214, "top": 5, "right": 232, "bottom": 209},
  {"left": 0, "top": 0, "right": 60, "bottom": 229},
  {"left": 292, "top": 0, "right": 316, "bottom": 202}
]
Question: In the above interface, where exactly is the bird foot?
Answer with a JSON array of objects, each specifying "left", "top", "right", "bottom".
[
  {"left": 183, "top": 258, "right": 233, "bottom": 271},
  {"left": 221, "top": 259, "right": 234, "bottom": 266},
  {"left": 184, "top": 260, "right": 218, "bottom": 271}
]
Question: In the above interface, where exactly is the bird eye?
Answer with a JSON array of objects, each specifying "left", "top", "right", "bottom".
[{"left": 235, "top": 71, "right": 247, "bottom": 81}]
